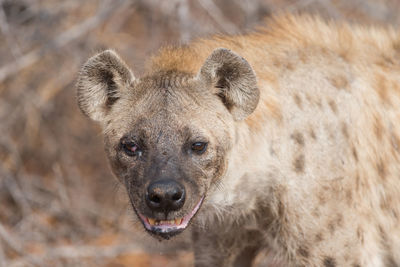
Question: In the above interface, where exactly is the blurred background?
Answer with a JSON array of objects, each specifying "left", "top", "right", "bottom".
[{"left": 0, "top": 0, "right": 399, "bottom": 266}]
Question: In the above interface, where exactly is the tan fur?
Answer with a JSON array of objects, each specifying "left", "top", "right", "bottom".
[
  {"left": 149, "top": 15, "right": 400, "bottom": 266},
  {"left": 78, "top": 14, "right": 400, "bottom": 267}
]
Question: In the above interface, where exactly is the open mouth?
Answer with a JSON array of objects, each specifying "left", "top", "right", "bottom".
[{"left": 137, "top": 196, "right": 204, "bottom": 238}]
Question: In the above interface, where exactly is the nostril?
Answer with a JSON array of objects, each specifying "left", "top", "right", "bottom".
[
  {"left": 149, "top": 194, "right": 161, "bottom": 204},
  {"left": 172, "top": 192, "right": 182, "bottom": 201}
]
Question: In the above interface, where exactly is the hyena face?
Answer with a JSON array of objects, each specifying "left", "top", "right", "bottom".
[
  {"left": 77, "top": 48, "right": 259, "bottom": 239},
  {"left": 102, "top": 75, "right": 235, "bottom": 239}
]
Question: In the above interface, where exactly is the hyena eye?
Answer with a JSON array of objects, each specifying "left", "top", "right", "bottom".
[
  {"left": 121, "top": 141, "right": 142, "bottom": 157},
  {"left": 191, "top": 142, "right": 208, "bottom": 154}
]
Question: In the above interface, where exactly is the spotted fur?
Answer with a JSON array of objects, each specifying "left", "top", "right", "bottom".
[{"left": 77, "top": 14, "right": 400, "bottom": 266}]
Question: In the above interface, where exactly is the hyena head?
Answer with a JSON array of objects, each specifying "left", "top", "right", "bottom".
[{"left": 77, "top": 48, "right": 259, "bottom": 239}]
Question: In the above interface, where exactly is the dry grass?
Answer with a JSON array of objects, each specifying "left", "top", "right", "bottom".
[{"left": 0, "top": 0, "right": 399, "bottom": 266}]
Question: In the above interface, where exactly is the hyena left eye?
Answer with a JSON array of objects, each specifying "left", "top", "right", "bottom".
[
  {"left": 191, "top": 142, "right": 208, "bottom": 154},
  {"left": 122, "top": 141, "right": 142, "bottom": 157}
]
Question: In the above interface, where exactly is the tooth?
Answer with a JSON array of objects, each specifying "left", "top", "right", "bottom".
[
  {"left": 175, "top": 218, "right": 182, "bottom": 225},
  {"left": 148, "top": 218, "right": 155, "bottom": 225},
  {"left": 170, "top": 220, "right": 174, "bottom": 224}
]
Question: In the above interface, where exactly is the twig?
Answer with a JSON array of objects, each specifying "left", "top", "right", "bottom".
[
  {"left": 0, "top": 243, "right": 6, "bottom": 267},
  {"left": 0, "top": 0, "right": 22, "bottom": 59},
  {"left": 281, "top": 0, "right": 315, "bottom": 13},
  {"left": 318, "top": 0, "right": 343, "bottom": 19},
  {"left": 3, "top": 174, "right": 32, "bottom": 217},
  {"left": 7, "top": 243, "right": 142, "bottom": 267},
  {"left": 0, "top": 0, "right": 124, "bottom": 83},
  {"left": 0, "top": 223, "right": 40, "bottom": 266},
  {"left": 197, "top": 0, "right": 238, "bottom": 34},
  {"left": 177, "top": 0, "right": 192, "bottom": 43},
  {"left": 53, "top": 163, "right": 71, "bottom": 209},
  {"left": 49, "top": 243, "right": 142, "bottom": 259}
]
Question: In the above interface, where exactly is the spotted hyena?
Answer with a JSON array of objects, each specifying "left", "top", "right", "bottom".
[{"left": 77, "top": 15, "right": 400, "bottom": 267}]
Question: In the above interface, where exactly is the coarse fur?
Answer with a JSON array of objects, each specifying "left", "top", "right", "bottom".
[{"left": 77, "top": 14, "right": 400, "bottom": 266}]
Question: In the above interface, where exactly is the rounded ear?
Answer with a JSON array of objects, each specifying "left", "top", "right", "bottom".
[
  {"left": 77, "top": 50, "right": 134, "bottom": 122},
  {"left": 197, "top": 48, "right": 259, "bottom": 121}
]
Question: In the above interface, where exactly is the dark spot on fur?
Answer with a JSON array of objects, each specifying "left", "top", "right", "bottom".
[
  {"left": 380, "top": 195, "right": 392, "bottom": 211},
  {"left": 286, "top": 61, "right": 295, "bottom": 70},
  {"left": 310, "top": 128, "right": 316, "bottom": 140},
  {"left": 312, "top": 207, "right": 320, "bottom": 217},
  {"left": 272, "top": 57, "right": 281, "bottom": 67},
  {"left": 328, "top": 100, "right": 337, "bottom": 114},
  {"left": 379, "top": 225, "right": 396, "bottom": 267},
  {"left": 394, "top": 41, "right": 400, "bottom": 53},
  {"left": 346, "top": 189, "right": 352, "bottom": 206},
  {"left": 323, "top": 257, "right": 336, "bottom": 267},
  {"left": 328, "top": 221, "right": 336, "bottom": 234},
  {"left": 277, "top": 199, "right": 285, "bottom": 218},
  {"left": 377, "top": 160, "right": 386, "bottom": 180},
  {"left": 317, "top": 191, "right": 326, "bottom": 205},
  {"left": 294, "top": 94, "right": 302, "bottom": 108},
  {"left": 379, "top": 225, "right": 386, "bottom": 240},
  {"left": 291, "top": 132, "right": 305, "bottom": 146},
  {"left": 352, "top": 263, "right": 361, "bottom": 267},
  {"left": 341, "top": 122, "right": 349, "bottom": 139},
  {"left": 355, "top": 173, "right": 360, "bottom": 192},
  {"left": 392, "top": 209, "right": 398, "bottom": 219},
  {"left": 298, "top": 246, "right": 309, "bottom": 258},
  {"left": 352, "top": 146, "right": 358, "bottom": 162},
  {"left": 329, "top": 75, "right": 348, "bottom": 90},
  {"left": 374, "top": 117, "right": 383, "bottom": 141},
  {"left": 336, "top": 213, "right": 343, "bottom": 227},
  {"left": 315, "top": 233, "right": 323, "bottom": 242},
  {"left": 385, "top": 255, "right": 397, "bottom": 267},
  {"left": 293, "top": 154, "right": 305, "bottom": 173}
]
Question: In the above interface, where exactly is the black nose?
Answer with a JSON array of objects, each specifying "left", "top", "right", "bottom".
[{"left": 146, "top": 180, "right": 186, "bottom": 212}]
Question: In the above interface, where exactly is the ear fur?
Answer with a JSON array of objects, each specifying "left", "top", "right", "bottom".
[
  {"left": 197, "top": 48, "right": 259, "bottom": 120},
  {"left": 77, "top": 50, "right": 134, "bottom": 122}
]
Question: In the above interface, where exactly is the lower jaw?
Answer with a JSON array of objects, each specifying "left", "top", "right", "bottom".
[
  {"left": 137, "top": 196, "right": 205, "bottom": 239},
  {"left": 146, "top": 227, "right": 184, "bottom": 240}
]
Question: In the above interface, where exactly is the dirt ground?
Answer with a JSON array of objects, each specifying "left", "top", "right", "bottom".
[{"left": 0, "top": 0, "right": 399, "bottom": 266}]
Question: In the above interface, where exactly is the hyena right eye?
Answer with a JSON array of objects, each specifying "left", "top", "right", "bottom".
[
  {"left": 121, "top": 140, "right": 142, "bottom": 157},
  {"left": 191, "top": 142, "right": 208, "bottom": 154}
]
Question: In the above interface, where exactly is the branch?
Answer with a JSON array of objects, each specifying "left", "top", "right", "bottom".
[
  {"left": 197, "top": 0, "right": 238, "bottom": 34},
  {"left": 8, "top": 243, "right": 142, "bottom": 267},
  {"left": 0, "top": 0, "right": 126, "bottom": 83},
  {"left": 0, "top": 223, "right": 40, "bottom": 266}
]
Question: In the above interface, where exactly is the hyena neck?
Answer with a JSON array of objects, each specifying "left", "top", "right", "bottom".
[{"left": 206, "top": 120, "right": 283, "bottom": 217}]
